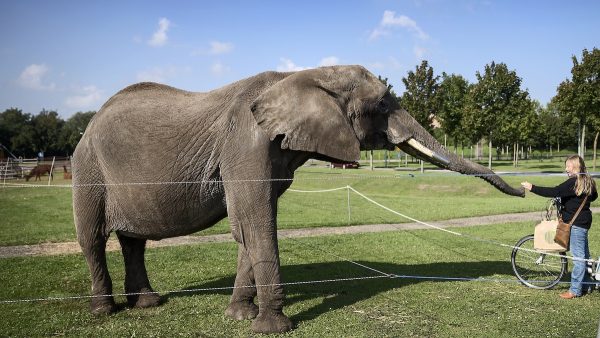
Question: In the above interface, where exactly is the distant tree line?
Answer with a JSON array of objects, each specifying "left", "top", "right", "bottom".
[
  {"left": 385, "top": 47, "right": 600, "bottom": 169},
  {"left": 0, "top": 108, "right": 95, "bottom": 158}
]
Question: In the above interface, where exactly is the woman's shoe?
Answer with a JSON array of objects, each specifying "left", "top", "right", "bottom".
[{"left": 559, "top": 291, "right": 579, "bottom": 299}]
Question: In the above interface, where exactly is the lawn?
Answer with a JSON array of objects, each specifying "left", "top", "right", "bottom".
[{"left": 1, "top": 221, "right": 600, "bottom": 337}]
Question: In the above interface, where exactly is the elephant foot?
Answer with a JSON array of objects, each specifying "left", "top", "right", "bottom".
[
  {"left": 126, "top": 288, "right": 161, "bottom": 308},
  {"left": 251, "top": 310, "right": 293, "bottom": 334},
  {"left": 225, "top": 300, "right": 259, "bottom": 320},
  {"left": 90, "top": 296, "right": 117, "bottom": 315}
]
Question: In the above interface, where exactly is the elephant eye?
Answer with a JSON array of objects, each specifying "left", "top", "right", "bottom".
[{"left": 377, "top": 100, "right": 389, "bottom": 112}]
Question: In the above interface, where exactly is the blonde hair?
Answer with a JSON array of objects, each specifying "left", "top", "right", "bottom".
[{"left": 566, "top": 155, "right": 596, "bottom": 196}]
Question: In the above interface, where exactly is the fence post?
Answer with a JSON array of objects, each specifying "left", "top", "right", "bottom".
[
  {"left": 2, "top": 159, "right": 8, "bottom": 186},
  {"left": 346, "top": 186, "right": 351, "bottom": 225},
  {"left": 48, "top": 156, "right": 56, "bottom": 186}
]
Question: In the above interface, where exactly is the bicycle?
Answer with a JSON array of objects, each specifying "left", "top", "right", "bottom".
[{"left": 511, "top": 198, "right": 600, "bottom": 289}]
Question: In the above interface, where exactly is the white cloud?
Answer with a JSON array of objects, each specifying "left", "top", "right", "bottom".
[
  {"left": 276, "top": 58, "right": 310, "bottom": 72},
  {"left": 318, "top": 56, "right": 340, "bottom": 67},
  {"left": 369, "top": 10, "right": 428, "bottom": 41},
  {"left": 137, "top": 68, "right": 167, "bottom": 82},
  {"left": 388, "top": 56, "right": 404, "bottom": 70},
  {"left": 368, "top": 28, "right": 390, "bottom": 41},
  {"left": 209, "top": 41, "right": 234, "bottom": 55},
  {"left": 413, "top": 45, "right": 427, "bottom": 59},
  {"left": 191, "top": 41, "right": 234, "bottom": 56},
  {"left": 368, "top": 61, "right": 386, "bottom": 70},
  {"left": 136, "top": 66, "right": 190, "bottom": 83},
  {"left": 210, "top": 61, "right": 230, "bottom": 76},
  {"left": 17, "top": 63, "right": 56, "bottom": 90},
  {"left": 367, "top": 57, "right": 404, "bottom": 72},
  {"left": 148, "top": 18, "right": 170, "bottom": 47},
  {"left": 65, "top": 85, "right": 102, "bottom": 108}
]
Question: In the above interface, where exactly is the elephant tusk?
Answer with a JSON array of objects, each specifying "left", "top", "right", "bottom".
[{"left": 406, "top": 138, "right": 449, "bottom": 166}]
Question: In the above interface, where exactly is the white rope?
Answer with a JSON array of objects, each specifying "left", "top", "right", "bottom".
[
  {"left": 287, "top": 187, "right": 349, "bottom": 193},
  {"left": 347, "top": 186, "right": 463, "bottom": 236},
  {"left": 344, "top": 186, "right": 595, "bottom": 264}
]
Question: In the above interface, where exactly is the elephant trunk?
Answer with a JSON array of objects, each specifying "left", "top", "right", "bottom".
[{"left": 388, "top": 110, "right": 525, "bottom": 197}]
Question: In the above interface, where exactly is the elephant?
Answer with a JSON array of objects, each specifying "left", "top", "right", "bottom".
[{"left": 72, "top": 65, "right": 524, "bottom": 334}]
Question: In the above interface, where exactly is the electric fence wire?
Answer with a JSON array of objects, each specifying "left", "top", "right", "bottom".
[{"left": 0, "top": 171, "right": 594, "bottom": 189}]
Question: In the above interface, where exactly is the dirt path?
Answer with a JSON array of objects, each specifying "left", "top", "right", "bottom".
[{"left": 2, "top": 208, "right": 600, "bottom": 258}]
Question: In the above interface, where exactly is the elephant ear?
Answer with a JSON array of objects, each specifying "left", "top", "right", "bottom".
[{"left": 250, "top": 68, "right": 360, "bottom": 162}]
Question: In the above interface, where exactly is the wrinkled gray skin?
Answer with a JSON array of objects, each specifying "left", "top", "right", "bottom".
[{"left": 72, "top": 65, "right": 524, "bottom": 334}]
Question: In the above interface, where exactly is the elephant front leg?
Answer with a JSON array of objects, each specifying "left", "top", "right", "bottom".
[
  {"left": 224, "top": 182, "right": 293, "bottom": 334},
  {"left": 248, "top": 241, "right": 293, "bottom": 334},
  {"left": 225, "top": 245, "right": 258, "bottom": 320}
]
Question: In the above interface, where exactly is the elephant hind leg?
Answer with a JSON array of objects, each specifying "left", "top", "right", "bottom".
[
  {"left": 117, "top": 232, "right": 161, "bottom": 308},
  {"left": 225, "top": 245, "right": 258, "bottom": 320},
  {"left": 80, "top": 236, "right": 116, "bottom": 314},
  {"left": 74, "top": 185, "right": 116, "bottom": 314}
]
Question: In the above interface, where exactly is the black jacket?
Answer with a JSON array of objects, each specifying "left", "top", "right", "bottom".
[{"left": 531, "top": 176, "right": 598, "bottom": 229}]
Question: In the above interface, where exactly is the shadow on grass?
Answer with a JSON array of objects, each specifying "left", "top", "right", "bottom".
[{"left": 163, "top": 260, "right": 511, "bottom": 325}]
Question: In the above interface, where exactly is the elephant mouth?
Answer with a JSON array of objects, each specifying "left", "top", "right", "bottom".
[{"left": 398, "top": 138, "right": 450, "bottom": 167}]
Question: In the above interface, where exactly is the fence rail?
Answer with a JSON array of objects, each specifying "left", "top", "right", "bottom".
[{"left": 0, "top": 157, "right": 71, "bottom": 181}]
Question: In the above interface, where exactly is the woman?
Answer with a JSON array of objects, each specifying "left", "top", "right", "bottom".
[{"left": 521, "top": 155, "right": 597, "bottom": 299}]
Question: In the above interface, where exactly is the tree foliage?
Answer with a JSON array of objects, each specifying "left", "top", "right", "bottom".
[
  {"left": 464, "top": 62, "right": 526, "bottom": 141},
  {"left": 0, "top": 108, "right": 95, "bottom": 158},
  {"left": 554, "top": 48, "right": 600, "bottom": 156},
  {"left": 437, "top": 73, "right": 469, "bottom": 148},
  {"left": 400, "top": 60, "right": 441, "bottom": 133},
  {"left": 59, "top": 111, "right": 96, "bottom": 154}
]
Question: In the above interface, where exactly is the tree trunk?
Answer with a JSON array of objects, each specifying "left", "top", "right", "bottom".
[
  {"left": 369, "top": 150, "right": 373, "bottom": 171},
  {"left": 488, "top": 135, "right": 492, "bottom": 170},
  {"left": 582, "top": 124, "right": 586, "bottom": 159},
  {"left": 594, "top": 131, "right": 599, "bottom": 171}
]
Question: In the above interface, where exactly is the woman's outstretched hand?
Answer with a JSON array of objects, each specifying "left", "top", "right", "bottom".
[{"left": 521, "top": 181, "right": 532, "bottom": 191}]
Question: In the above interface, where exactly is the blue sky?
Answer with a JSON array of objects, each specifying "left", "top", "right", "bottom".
[{"left": 1, "top": 1, "right": 598, "bottom": 118}]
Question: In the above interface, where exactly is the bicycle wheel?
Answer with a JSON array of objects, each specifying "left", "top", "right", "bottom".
[{"left": 511, "top": 235, "right": 568, "bottom": 289}]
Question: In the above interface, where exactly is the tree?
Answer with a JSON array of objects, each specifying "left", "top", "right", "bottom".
[
  {"left": 0, "top": 108, "right": 35, "bottom": 157},
  {"left": 463, "top": 62, "right": 527, "bottom": 168},
  {"left": 59, "top": 111, "right": 96, "bottom": 155},
  {"left": 555, "top": 48, "right": 600, "bottom": 160},
  {"left": 571, "top": 48, "right": 600, "bottom": 161},
  {"left": 377, "top": 75, "right": 399, "bottom": 101},
  {"left": 32, "top": 109, "right": 64, "bottom": 156},
  {"left": 400, "top": 60, "right": 441, "bottom": 133},
  {"left": 438, "top": 73, "right": 469, "bottom": 152}
]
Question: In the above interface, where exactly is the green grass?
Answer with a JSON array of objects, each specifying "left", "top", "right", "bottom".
[
  {"left": 0, "top": 177, "right": 74, "bottom": 245},
  {"left": 2, "top": 169, "right": 600, "bottom": 336},
  {"left": 1, "top": 168, "right": 596, "bottom": 245},
  {"left": 1, "top": 221, "right": 600, "bottom": 337}
]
